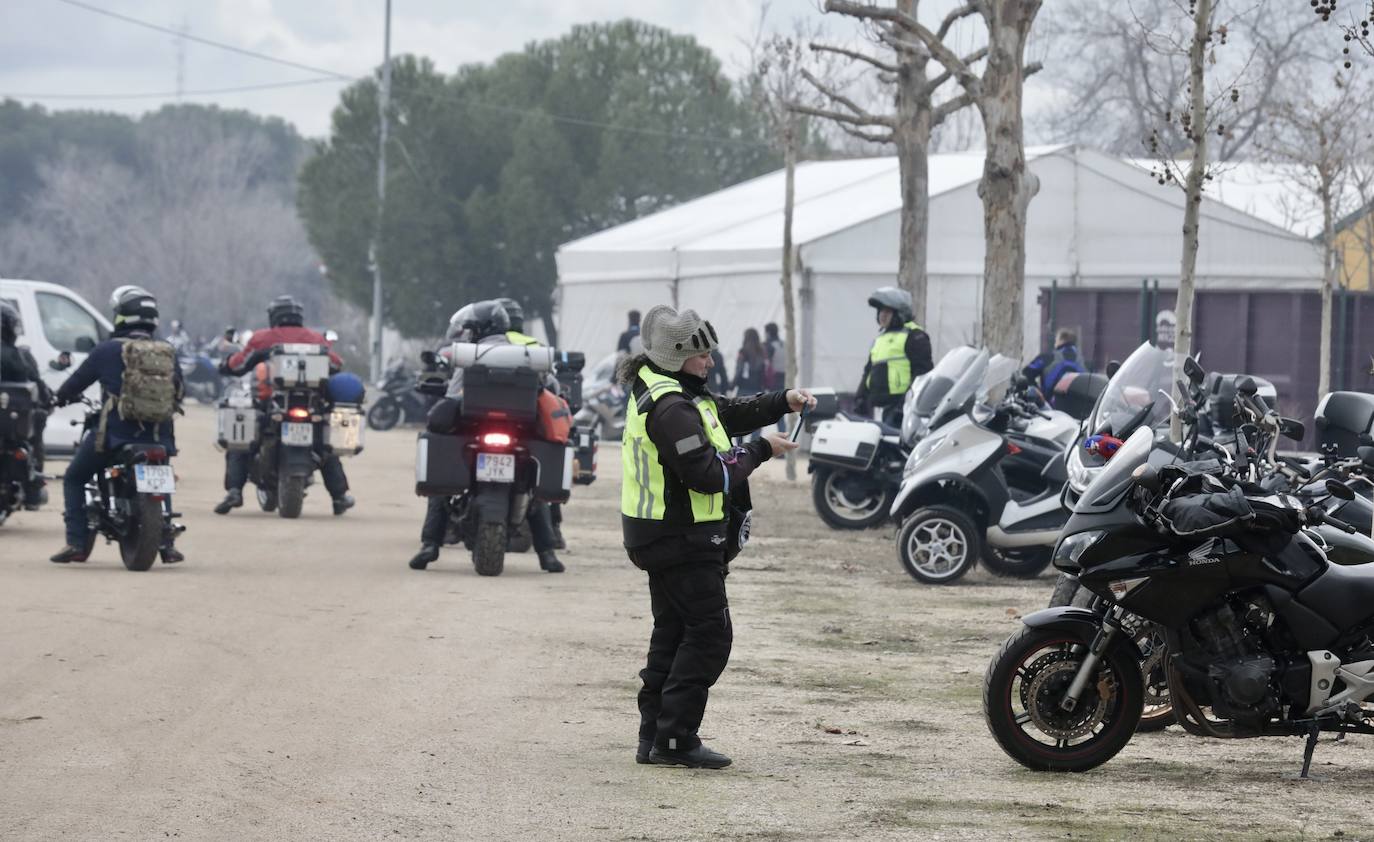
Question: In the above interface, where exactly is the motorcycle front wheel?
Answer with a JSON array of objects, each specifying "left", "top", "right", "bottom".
[
  {"left": 811, "top": 467, "right": 895, "bottom": 530},
  {"left": 983, "top": 626, "right": 1143, "bottom": 773},
  {"left": 367, "top": 398, "right": 402, "bottom": 432},
  {"left": 119, "top": 495, "right": 163, "bottom": 571},
  {"left": 896, "top": 505, "right": 981, "bottom": 584}
]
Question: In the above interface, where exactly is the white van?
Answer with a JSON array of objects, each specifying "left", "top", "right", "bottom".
[{"left": 0, "top": 279, "right": 113, "bottom": 454}]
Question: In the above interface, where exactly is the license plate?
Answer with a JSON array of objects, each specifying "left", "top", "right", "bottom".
[
  {"left": 475, "top": 452, "right": 515, "bottom": 483},
  {"left": 281, "top": 422, "right": 314, "bottom": 446},
  {"left": 134, "top": 464, "right": 175, "bottom": 494}
]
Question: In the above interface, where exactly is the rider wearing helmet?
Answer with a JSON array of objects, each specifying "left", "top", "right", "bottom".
[
  {"left": 214, "top": 295, "right": 354, "bottom": 516},
  {"left": 49, "top": 286, "right": 185, "bottom": 564},
  {"left": 855, "top": 287, "right": 932, "bottom": 428},
  {"left": 409, "top": 300, "right": 566, "bottom": 573},
  {"left": 1, "top": 302, "right": 53, "bottom": 508},
  {"left": 495, "top": 297, "right": 539, "bottom": 347}
]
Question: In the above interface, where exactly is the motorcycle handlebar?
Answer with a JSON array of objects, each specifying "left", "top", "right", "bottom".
[{"left": 1310, "top": 505, "right": 1359, "bottom": 534}]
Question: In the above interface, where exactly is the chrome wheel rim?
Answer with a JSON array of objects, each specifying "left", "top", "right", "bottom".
[{"left": 905, "top": 517, "right": 969, "bottom": 579}]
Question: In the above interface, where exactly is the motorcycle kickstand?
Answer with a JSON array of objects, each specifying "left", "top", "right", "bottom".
[{"left": 1299, "top": 722, "right": 1320, "bottom": 779}]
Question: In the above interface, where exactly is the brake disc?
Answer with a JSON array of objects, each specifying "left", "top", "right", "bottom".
[{"left": 1025, "top": 658, "right": 1114, "bottom": 741}]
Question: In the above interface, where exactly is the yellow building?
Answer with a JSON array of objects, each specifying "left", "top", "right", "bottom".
[{"left": 1336, "top": 202, "right": 1374, "bottom": 291}]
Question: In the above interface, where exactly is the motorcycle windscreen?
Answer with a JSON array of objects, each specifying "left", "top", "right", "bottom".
[
  {"left": 1089, "top": 341, "right": 1176, "bottom": 437},
  {"left": 1072, "top": 426, "right": 1154, "bottom": 514}
]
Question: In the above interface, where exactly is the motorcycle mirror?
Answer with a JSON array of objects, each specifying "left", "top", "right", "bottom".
[
  {"left": 419, "top": 350, "right": 438, "bottom": 366},
  {"left": 74, "top": 336, "right": 96, "bottom": 353},
  {"left": 1326, "top": 479, "right": 1356, "bottom": 501},
  {"left": 1105, "top": 360, "right": 1121, "bottom": 378},
  {"left": 1184, "top": 356, "right": 1205, "bottom": 385},
  {"left": 48, "top": 357, "right": 71, "bottom": 372},
  {"left": 1132, "top": 464, "right": 1163, "bottom": 493},
  {"left": 1359, "top": 445, "right": 1374, "bottom": 469},
  {"left": 1279, "top": 417, "right": 1305, "bottom": 442},
  {"left": 1237, "top": 376, "right": 1258, "bottom": 397}
]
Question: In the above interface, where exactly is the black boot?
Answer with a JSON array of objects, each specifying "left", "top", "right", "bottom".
[
  {"left": 537, "top": 550, "right": 565, "bottom": 573},
  {"left": 332, "top": 494, "right": 355, "bottom": 516},
  {"left": 409, "top": 544, "right": 440, "bottom": 570},
  {"left": 214, "top": 489, "right": 243, "bottom": 515},
  {"left": 636, "top": 739, "right": 653, "bottom": 765},
  {"left": 551, "top": 522, "right": 567, "bottom": 551},
  {"left": 648, "top": 743, "right": 732, "bottom": 769},
  {"left": 50, "top": 545, "right": 90, "bottom": 564},
  {"left": 160, "top": 546, "right": 185, "bottom": 564}
]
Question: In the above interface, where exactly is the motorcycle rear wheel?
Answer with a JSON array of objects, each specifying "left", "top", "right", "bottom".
[
  {"left": 278, "top": 474, "right": 306, "bottom": 519},
  {"left": 367, "top": 398, "right": 402, "bottom": 432},
  {"left": 119, "top": 495, "right": 162, "bottom": 572},
  {"left": 472, "top": 520, "right": 506, "bottom": 577},
  {"left": 812, "top": 467, "right": 895, "bottom": 530},
  {"left": 983, "top": 626, "right": 1143, "bottom": 773},
  {"left": 982, "top": 547, "right": 1053, "bottom": 579}
]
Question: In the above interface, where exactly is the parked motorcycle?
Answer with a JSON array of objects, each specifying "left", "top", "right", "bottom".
[
  {"left": 70, "top": 397, "right": 182, "bottom": 570},
  {"left": 888, "top": 349, "right": 1079, "bottom": 583},
  {"left": 985, "top": 412, "right": 1374, "bottom": 775},
  {"left": 179, "top": 351, "right": 223, "bottom": 405},
  {"left": 0, "top": 381, "right": 42, "bottom": 525},
  {"left": 574, "top": 351, "right": 626, "bottom": 440},
  {"left": 367, "top": 361, "right": 436, "bottom": 432},
  {"left": 415, "top": 343, "right": 573, "bottom": 576}
]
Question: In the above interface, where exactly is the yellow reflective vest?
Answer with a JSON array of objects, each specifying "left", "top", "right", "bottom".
[
  {"left": 866, "top": 321, "right": 922, "bottom": 398},
  {"left": 621, "top": 367, "right": 731, "bottom": 525}
]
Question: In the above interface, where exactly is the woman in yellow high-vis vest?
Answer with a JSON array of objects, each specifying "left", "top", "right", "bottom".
[
  {"left": 619, "top": 304, "right": 815, "bottom": 770},
  {"left": 855, "top": 286, "right": 933, "bottom": 428}
]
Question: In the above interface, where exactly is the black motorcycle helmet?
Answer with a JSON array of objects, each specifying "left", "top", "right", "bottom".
[
  {"left": 1, "top": 302, "right": 19, "bottom": 343},
  {"left": 446, "top": 300, "right": 510, "bottom": 342},
  {"left": 110, "top": 285, "right": 160, "bottom": 331},
  {"left": 867, "top": 286, "right": 913, "bottom": 325},
  {"left": 268, "top": 295, "right": 305, "bottom": 328},
  {"left": 495, "top": 297, "right": 524, "bottom": 332}
]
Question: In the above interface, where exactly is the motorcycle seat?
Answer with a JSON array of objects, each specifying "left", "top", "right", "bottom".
[
  {"left": 114, "top": 443, "right": 168, "bottom": 463},
  {"left": 1298, "top": 561, "right": 1374, "bottom": 634}
]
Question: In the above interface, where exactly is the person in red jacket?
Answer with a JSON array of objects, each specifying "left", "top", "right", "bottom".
[{"left": 213, "top": 296, "right": 354, "bottom": 515}]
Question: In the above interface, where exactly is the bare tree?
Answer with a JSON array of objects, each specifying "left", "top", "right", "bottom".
[
  {"left": 1040, "top": 0, "right": 1323, "bottom": 161},
  {"left": 790, "top": 0, "right": 985, "bottom": 325},
  {"left": 1260, "top": 69, "right": 1374, "bottom": 396}
]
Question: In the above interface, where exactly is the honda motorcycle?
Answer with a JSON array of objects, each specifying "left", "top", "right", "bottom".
[{"left": 984, "top": 415, "right": 1374, "bottom": 775}]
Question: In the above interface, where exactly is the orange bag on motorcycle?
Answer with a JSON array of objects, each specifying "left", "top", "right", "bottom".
[
  {"left": 536, "top": 388, "right": 573, "bottom": 444},
  {"left": 254, "top": 362, "right": 273, "bottom": 402}
]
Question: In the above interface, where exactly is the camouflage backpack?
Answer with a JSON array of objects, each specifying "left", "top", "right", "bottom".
[{"left": 115, "top": 338, "right": 178, "bottom": 423}]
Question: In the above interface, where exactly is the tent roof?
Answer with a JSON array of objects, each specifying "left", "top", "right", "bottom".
[{"left": 560, "top": 145, "right": 1067, "bottom": 256}]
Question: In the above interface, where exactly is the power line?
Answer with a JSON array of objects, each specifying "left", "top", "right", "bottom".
[
  {"left": 52, "top": 0, "right": 354, "bottom": 80},
  {"left": 45, "top": 0, "right": 773, "bottom": 151},
  {"left": 2, "top": 76, "right": 348, "bottom": 101}
]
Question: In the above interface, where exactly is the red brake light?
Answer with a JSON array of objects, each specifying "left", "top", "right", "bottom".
[
  {"left": 481, "top": 432, "right": 512, "bottom": 448},
  {"left": 1005, "top": 441, "right": 1022, "bottom": 455},
  {"left": 287, "top": 407, "right": 310, "bottom": 420}
]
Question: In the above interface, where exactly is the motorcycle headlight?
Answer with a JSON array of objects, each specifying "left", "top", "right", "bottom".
[
  {"left": 1066, "top": 445, "right": 1093, "bottom": 495},
  {"left": 1053, "top": 530, "right": 1105, "bottom": 571},
  {"left": 903, "top": 433, "right": 946, "bottom": 479}
]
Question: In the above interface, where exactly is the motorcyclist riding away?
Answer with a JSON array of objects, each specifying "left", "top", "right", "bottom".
[
  {"left": 49, "top": 286, "right": 184, "bottom": 564},
  {"left": 1, "top": 302, "right": 52, "bottom": 508},
  {"left": 213, "top": 295, "right": 355, "bottom": 516},
  {"left": 855, "top": 286, "right": 932, "bottom": 428},
  {"left": 407, "top": 300, "right": 566, "bottom": 573}
]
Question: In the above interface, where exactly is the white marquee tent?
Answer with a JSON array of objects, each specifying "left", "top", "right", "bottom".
[{"left": 554, "top": 145, "right": 1323, "bottom": 390}]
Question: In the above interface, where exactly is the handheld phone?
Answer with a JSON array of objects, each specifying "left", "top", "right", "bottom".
[{"left": 789, "top": 407, "right": 807, "bottom": 443}]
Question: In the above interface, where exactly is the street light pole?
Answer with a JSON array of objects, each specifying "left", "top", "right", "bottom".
[{"left": 369, "top": 0, "right": 392, "bottom": 383}]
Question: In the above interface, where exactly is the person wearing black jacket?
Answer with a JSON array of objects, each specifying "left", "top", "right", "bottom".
[
  {"left": 620, "top": 304, "right": 815, "bottom": 769},
  {"left": 855, "top": 286, "right": 933, "bottom": 427},
  {"left": 1, "top": 303, "right": 52, "bottom": 507}
]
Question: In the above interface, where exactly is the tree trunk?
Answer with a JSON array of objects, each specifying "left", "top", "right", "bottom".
[
  {"left": 976, "top": 0, "right": 1042, "bottom": 358},
  {"left": 1319, "top": 173, "right": 1336, "bottom": 399},
  {"left": 894, "top": 16, "right": 932, "bottom": 325},
  {"left": 781, "top": 119, "right": 800, "bottom": 481},
  {"left": 1171, "top": 0, "right": 1212, "bottom": 442}
]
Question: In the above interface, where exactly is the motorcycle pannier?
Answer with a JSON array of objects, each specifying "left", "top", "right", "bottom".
[
  {"left": 0, "top": 382, "right": 37, "bottom": 441},
  {"left": 462, "top": 365, "right": 540, "bottom": 423},
  {"left": 525, "top": 439, "right": 572, "bottom": 503},
  {"left": 216, "top": 403, "right": 258, "bottom": 451},
  {"left": 326, "top": 404, "right": 365, "bottom": 456},
  {"left": 415, "top": 431, "right": 471, "bottom": 496},
  {"left": 1316, "top": 391, "right": 1374, "bottom": 456},
  {"left": 271, "top": 344, "right": 332, "bottom": 388},
  {"left": 536, "top": 389, "right": 574, "bottom": 444}
]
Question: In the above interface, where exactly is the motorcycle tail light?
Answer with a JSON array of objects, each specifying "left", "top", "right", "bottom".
[
  {"left": 287, "top": 407, "right": 310, "bottom": 420},
  {"left": 481, "top": 432, "right": 513, "bottom": 448},
  {"left": 144, "top": 446, "right": 167, "bottom": 462},
  {"left": 14, "top": 449, "right": 26, "bottom": 460},
  {"left": 1006, "top": 441, "right": 1022, "bottom": 455}
]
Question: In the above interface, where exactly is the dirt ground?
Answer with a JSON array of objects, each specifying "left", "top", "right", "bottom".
[{"left": 1, "top": 406, "right": 1370, "bottom": 841}]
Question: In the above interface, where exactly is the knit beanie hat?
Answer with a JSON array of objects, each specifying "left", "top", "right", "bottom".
[{"left": 640, "top": 304, "right": 719, "bottom": 372}]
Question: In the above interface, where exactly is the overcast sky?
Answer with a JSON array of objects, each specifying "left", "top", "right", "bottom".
[{"left": 0, "top": 0, "right": 894, "bottom": 137}]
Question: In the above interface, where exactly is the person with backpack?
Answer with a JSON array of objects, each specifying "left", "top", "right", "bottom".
[
  {"left": 213, "top": 296, "right": 355, "bottom": 517},
  {"left": 49, "top": 286, "right": 184, "bottom": 564}
]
